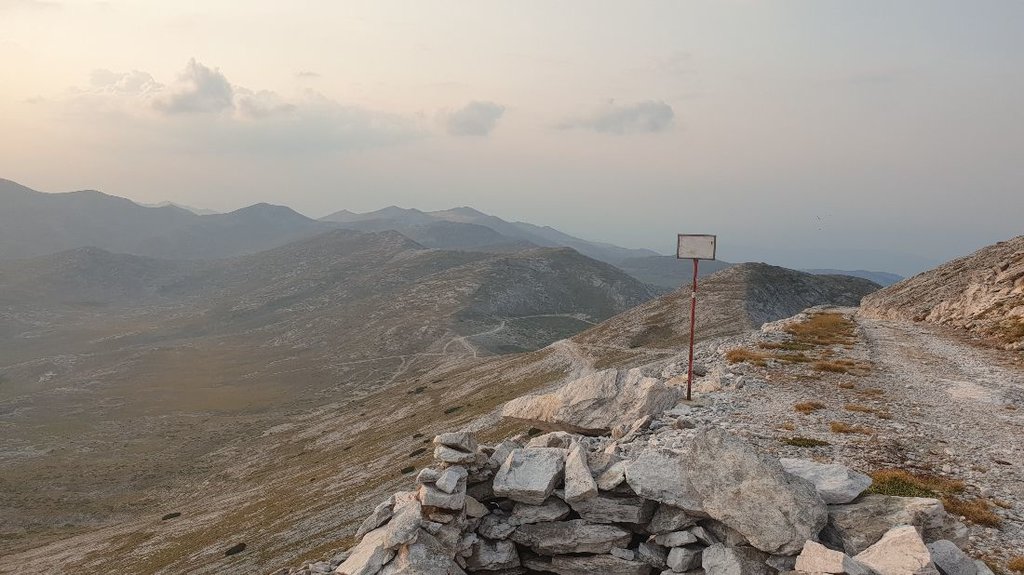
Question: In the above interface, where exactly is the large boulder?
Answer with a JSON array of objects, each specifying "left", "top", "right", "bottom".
[
  {"left": 822, "top": 495, "right": 968, "bottom": 555},
  {"left": 510, "top": 519, "right": 633, "bottom": 555},
  {"left": 854, "top": 525, "right": 939, "bottom": 575},
  {"left": 492, "top": 448, "right": 566, "bottom": 505},
  {"left": 780, "top": 458, "right": 872, "bottom": 504},
  {"left": 624, "top": 448, "right": 704, "bottom": 514},
  {"left": 500, "top": 368, "right": 683, "bottom": 435},
  {"left": 683, "top": 429, "right": 828, "bottom": 555},
  {"left": 563, "top": 443, "right": 599, "bottom": 503},
  {"left": 379, "top": 529, "right": 461, "bottom": 575},
  {"left": 336, "top": 527, "right": 397, "bottom": 575}
]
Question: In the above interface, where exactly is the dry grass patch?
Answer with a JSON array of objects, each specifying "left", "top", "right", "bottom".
[
  {"left": 943, "top": 495, "right": 1003, "bottom": 528},
  {"left": 814, "top": 359, "right": 866, "bottom": 373},
  {"left": 725, "top": 348, "right": 769, "bottom": 366},
  {"left": 844, "top": 403, "right": 875, "bottom": 413},
  {"left": 838, "top": 382, "right": 857, "bottom": 389},
  {"left": 794, "top": 401, "right": 826, "bottom": 414},
  {"left": 830, "top": 421, "right": 873, "bottom": 435},
  {"left": 785, "top": 312, "right": 858, "bottom": 346},
  {"left": 778, "top": 422, "right": 796, "bottom": 431},
  {"left": 1007, "top": 556, "right": 1024, "bottom": 573},
  {"left": 858, "top": 388, "right": 885, "bottom": 397},
  {"left": 759, "top": 341, "right": 815, "bottom": 352},
  {"left": 867, "top": 469, "right": 965, "bottom": 498}
]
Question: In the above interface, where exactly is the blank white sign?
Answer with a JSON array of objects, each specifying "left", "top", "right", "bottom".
[{"left": 677, "top": 234, "right": 716, "bottom": 260}]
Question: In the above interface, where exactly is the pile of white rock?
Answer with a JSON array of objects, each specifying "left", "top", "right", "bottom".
[{"left": 293, "top": 423, "right": 988, "bottom": 575}]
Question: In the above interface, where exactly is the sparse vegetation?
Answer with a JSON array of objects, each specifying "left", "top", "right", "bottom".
[
  {"left": 725, "top": 348, "right": 769, "bottom": 366},
  {"left": 1007, "top": 556, "right": 1024, "bottom": 572},
  {"left": 814, "top": 359, "right": 858, "bottom": 373},
  {"left": 785, "top": 312, "right": 858, "bottom": 346},
  {"left": 781, "top": 436, "right": 830, "bottom": 447},
  {"left": 867, "top": 469, "right": 965, "bottom": 498},
  {"left": 943, "top": 495, "right": 1003, "bottom": 528},
  {"left": 838, "top": 381, "right": 856, "bottom": 389},
  {"left": 830, "top": 421, "right": 873, "bottom": 434},
  {"left": 844, "top": 403, "right": 874, "bottom": 413},
  {"left": 794, "top": 401, "right": 826, "bottom": 413}
]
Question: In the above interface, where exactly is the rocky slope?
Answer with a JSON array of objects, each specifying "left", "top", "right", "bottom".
[
  {"left": 0, "top": 230, "right": 658, "bottom": 557},
  {"left": 861, "top": 235, "right": 1024, "bottom": 351}
]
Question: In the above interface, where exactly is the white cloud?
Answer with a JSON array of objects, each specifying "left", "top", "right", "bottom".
[{"left": 152, "top": 59, "right": 234, "bottom": 115}]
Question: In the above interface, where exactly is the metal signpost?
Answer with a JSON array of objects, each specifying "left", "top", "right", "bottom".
[{"left": 676, "top": 234, "right": 717, "bottom": 401}]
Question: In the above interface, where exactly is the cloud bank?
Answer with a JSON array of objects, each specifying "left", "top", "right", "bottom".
[
  {"left": 445, "top": 101, "right": 505, "bottom": 136},
  {"left": 560, "top": 100, "right": 674, "bottom": 134}
]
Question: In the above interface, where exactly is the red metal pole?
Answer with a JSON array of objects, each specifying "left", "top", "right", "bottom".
[{"left": 687, "top": 258, "right": 699, "bottom": 401}]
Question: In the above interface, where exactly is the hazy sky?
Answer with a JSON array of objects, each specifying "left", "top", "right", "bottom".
[{"left": 2, "top": 1, "right": 1022, "bottom": 274}]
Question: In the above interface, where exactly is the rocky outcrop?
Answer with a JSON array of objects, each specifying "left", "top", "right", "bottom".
[
  {"left": 500, "top": 368, "right": 683, "bottom": 435},
  {"left": 861, "top": 235, "right": 1024, "bottom": 350},
  {"left": 277, "top": 420, "right": 979, "bottom": 575}
]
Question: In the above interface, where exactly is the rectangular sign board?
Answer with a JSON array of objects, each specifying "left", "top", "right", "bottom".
[{"left": 677, "top": 234, "right": 717, "bottom": 260}]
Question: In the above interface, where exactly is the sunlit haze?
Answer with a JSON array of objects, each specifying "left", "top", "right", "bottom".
[{"left": 2, "top": 1, "right": 1023, "bottom": 274}]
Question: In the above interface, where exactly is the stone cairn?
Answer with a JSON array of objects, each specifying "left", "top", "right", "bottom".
[{"left": 277, "top": 423, "right": 991, "bottom": 575}]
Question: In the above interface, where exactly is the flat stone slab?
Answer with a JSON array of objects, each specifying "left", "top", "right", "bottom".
[
  {"left": 780, "top": 458, "right": 872, "bottom": 504},
  {"left": 492, "top": 448, "right": 566, "bottom": 505},
  {"left": 510, "top": 519, "right": 632, "bottom": 555}
]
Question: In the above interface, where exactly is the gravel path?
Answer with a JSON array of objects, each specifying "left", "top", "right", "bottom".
[{"left": 685, "top": 310, "right": 1024, "bottom": 567}]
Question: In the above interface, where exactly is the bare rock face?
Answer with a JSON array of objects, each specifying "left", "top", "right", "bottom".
[
  {"left": 860, "top": 234, "right": 1024, "bottom": 350},
  {"left": 500, "top": 368, "right": 683, "bottom": 435},
  {"left": 492, "top": 448, "right": 566, "bottom": 505},
  {"left": 822, "top": 494, "right": 968, "bottom": 556},
  {"left": 683, "top": 428, "right": 828, "bottom": 555},
  {"left": 794, "top": 540, "right": 875, "bottom": 575},
  {"left": 780, "top": 458, "right": 872, "bottom": 504},
  {"left": 854, "top": 525, "right": 939, "bottom": 575},
  {"left": 510, "top": 520, "right": 633, "bottom": 555}
]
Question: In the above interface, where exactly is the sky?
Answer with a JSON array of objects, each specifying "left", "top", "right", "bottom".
[{"left": 1, "top": 1, "right": 1022, "bottom": 275}]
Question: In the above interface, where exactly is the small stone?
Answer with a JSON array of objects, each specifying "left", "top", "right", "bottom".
[
  {"left": 419, "top": 482, "right": 466, "bottom": 511},
  {"left": 926, "top": 540, "right": 977, "bottom": 575},
  {"left": 854, "top": 525, "right": 939, "bottom": 575},
  {"left": 637, "top": 541, "right": 669, "bottom": 570},
  {"left": 511, "top": 497, "right": 571, "bottom": 525},
  {"left": 648, "top": 505, "right": 696, "bottom": 534},
  {"left": 510, "top": 519, "right": 632, "bottom": 555},
  {"left": 794, "top": 540, "right": 874, "bottom": 575},
  {"left": 436, "top": 466, "right": 468, "bottom": 494},
  {"left": 435, "top": 445, "right": 477, "bottom": 464},
  {"left": 780, "top": 458, "right": 872, "bottom": 504},
  {"left": 434, "top": 432, "right": 478, "bottom": 453},
  {"left": 653, "top": 530, "right": 698, "bottom": 547},
  {"left": 667, "top": 545, "right": 703, "bottom": 572},
  {"left": 355, "top": 496, "right": 395, "bottom": 539},
  {"left": 597, "top": 461, "right": 629, "bottom": 491},
  {"left": 563, "top": 443, "right": 599, "bottom": 503},
  {"left": 464, "top": 496, "right": 488, "bottom": 518},
  {"left": 527, "top": 431, "right": 575, "bottom": 448},
  {"left": 701, "top": 543, "right": 771, "bottom": 575},
  {"left": 569, "top": 492, "right": 656, "bottom": 524},
  {"left": 466, "top": 539, "right": 520, "bottom": 571}
]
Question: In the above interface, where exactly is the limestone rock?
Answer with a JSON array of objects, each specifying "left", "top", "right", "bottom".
[
  {"left": 436, "top": 467, "right": 468, "bottom": 495},
  {"left": 356, "top": 496, "right": 395, "bottom": 539},
  {"left": 597, "top": 460, "right": 629, "bottom": 491},
  {"left": 667, "top": 545, "right": 703, "bottom": 572},
  {"left": 683, "top": 429, "right": 827, "bottom": 555},
  {"left": 568, "top": 492, "right": 657, "bottom": 524},
  {"left": 527, "top": 431, "right": 574, "bottom": 449},
  {"left": 701, "top": 543, "right": 771, "bottom": 575},
  {"left": 435, "top": 445, "right": 477, "bottom": 465},
  {"left": 854, "top": 525, "right": 939, "bottom": 575},
  {"left": 477, "top": 510, "right": 516, "bottom": 540},
  {"left": 501, "top": 368, "right": 683, "bottom": 435},
  {"left": 510, "top": 498, "right": 571, "bottom": 525},
  {"left": 794, "top": 540, "right": 875, "bottom": 575},
  {"left": 434, "top": 432, "right": 478, "bottom": 453},
  {"left": 563, "top": 443, "right": 599, "bottom": 503},
  {"left": 780, "top": 458, "right": 872, "bottom": 505},
  {"left": 522, "top": 553, "right": 653, "bottom": 575},
  {"left": 382, "top": 499, "right": 423, "bottom": 548},
  {"left": 637, "top": 541, "right": 669, "bottom": 570},
  {"left": 510, "top": 519, "right": 633, "bottom": 555},
  {"left": 419, "top": 482, "right": 465, "bottom": 511},
  {"left": 492, "top": 448, "right": 565, "bottom": 505},
  {"left": 379, "top": 529, "right": 459, "bottom": 575},
  {"left": 648, "top": 504, "right": 697, "bottom": 534},
  {"left": 625, "top": 448, "right": 703, "bottom": 514},
  {"left": 654, "top": 530, "right": 698, "bottom": 547},
  {"left": 465, "top": 539, "right": 520, "bottom": 571},
  {"left": 926, "top": 540, "right": 977, "bottom": 575},
  {"left": 337, "top": 528, "right": 397, "bottom": 575},
  {"left": 823, "top": 495, "right": 967, "bottom": 556},
  {"left": 464, "top": 496, "right": 488, "bottom": 518}
]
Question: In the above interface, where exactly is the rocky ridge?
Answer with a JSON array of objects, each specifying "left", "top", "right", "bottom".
[{"left": 861, "top": 235, "right": 1024, "bottom": 351}]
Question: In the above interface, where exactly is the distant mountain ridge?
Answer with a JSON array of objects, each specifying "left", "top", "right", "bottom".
[{"left": 804, "top": 268, "right": 903, "bottom": 287}]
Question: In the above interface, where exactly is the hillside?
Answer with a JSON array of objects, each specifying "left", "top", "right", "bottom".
[
  {"left": 573, "top": 263, "right": 880, "bottom": 354},
  {"left": 860, "top": 235, "right": 1024, "bottom": 350},
  {"left": 0, "top": 259, "right": 884, "bottom": 574},
  {"left": 0, "top": 229, "right": 658, "bottom": 560},
  {"left": 804, "top": 268, "right": 904, "bottom": 287}
]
